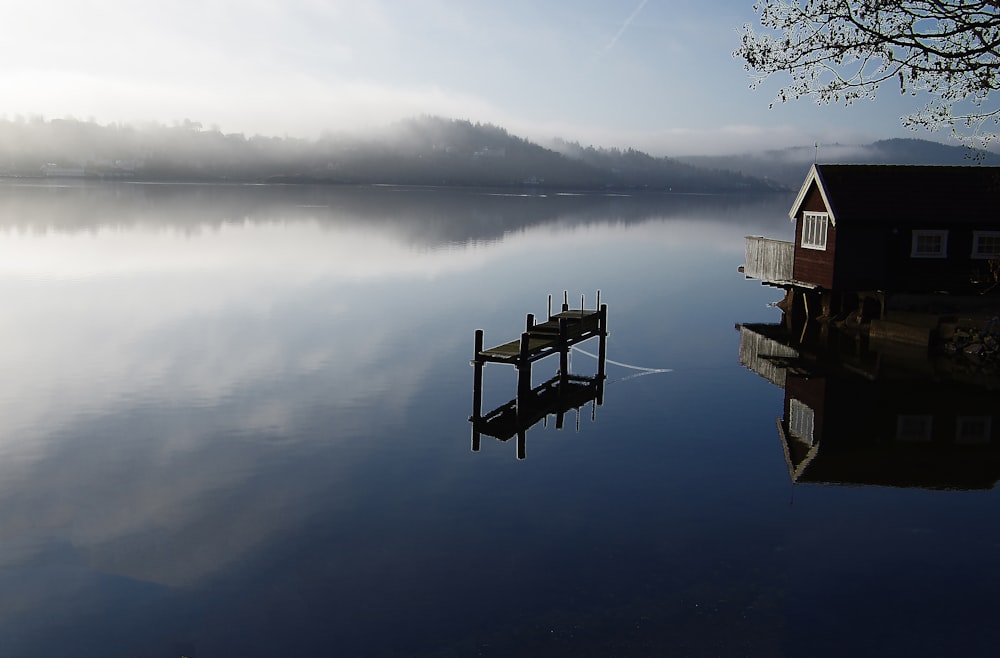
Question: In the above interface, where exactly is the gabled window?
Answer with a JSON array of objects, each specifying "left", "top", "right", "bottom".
[
  {"left": 971, "top": 231, "right": 1000, "bottom": 259},
  {"left": 911, "top": 230, "right": 948, "bottom": 258},
  {"left": 801, "top": 212, "right": 828, "bottom": 251}
]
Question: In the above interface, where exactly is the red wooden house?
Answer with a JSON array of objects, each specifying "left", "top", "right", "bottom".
[{"left": 744, "top": 164, "right": 1000, "bottom": 321}]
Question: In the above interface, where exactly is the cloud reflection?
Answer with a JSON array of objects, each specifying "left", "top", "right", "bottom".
[{"left": 0, "top": 183, "right": 789, "bottom": 595}]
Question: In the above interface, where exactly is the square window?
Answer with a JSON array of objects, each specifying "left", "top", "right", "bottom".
[
  {"left": 801, "top": 212, "right": 828, "bottom": 251},
  {"left": 897, "top": 415, "right": 933, "bottom": 442},
  {"left": 972, "top": 231, "right": 1000, "bottom": 259},
  {"left": 956, "top": 416, "right": 992, "bottom": 445},
  {"left": 911, "top": 230, "right": 948, "bottom": 258}
]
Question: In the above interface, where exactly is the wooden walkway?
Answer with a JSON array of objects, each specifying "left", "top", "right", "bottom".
[{"left": 475, "top": 308, "right": 606, "bottom": 366}]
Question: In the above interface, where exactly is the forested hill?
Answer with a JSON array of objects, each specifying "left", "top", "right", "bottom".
[{"left": 0, "top": 115, "right": 779, "bottom": 193}]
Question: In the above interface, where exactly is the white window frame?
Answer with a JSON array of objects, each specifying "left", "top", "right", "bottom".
[
  {"left": 788, "top": 398, "right": 815, "bottom": 445},
  {"left": 801, "top": 212, "right": 828, "bottom": 251},
  {"left": 971, "top": 231, "right": 1000, "bottom": 259},
  {"left": 910, "top": 229, "right": 948, "bottom": 258}
]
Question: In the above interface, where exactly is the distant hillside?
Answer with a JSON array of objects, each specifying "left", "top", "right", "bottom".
[
  {"left": 548, "top": 138, "right": 775, "bottom": 193},
  {"left": 0, "top": 115, "right": 780, "bottom": 193},
  {"left": 677, "top": 138, "right": 1000, "bottom": 190}
]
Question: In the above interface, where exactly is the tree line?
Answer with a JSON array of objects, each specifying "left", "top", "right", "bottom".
[{"left": 0, "top": 115, "right": 780, "bottom": 193}]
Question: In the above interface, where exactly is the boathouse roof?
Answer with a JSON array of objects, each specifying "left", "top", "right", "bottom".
[{"left": 788, "top": 164, "right": 1000, "bottom": 227}]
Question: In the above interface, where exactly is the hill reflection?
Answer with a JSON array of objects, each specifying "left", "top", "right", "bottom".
[
  {"left": 738, "top": 322, "right": 1000, "bottom": 490},
  {"left": 0, "top": 179, "right": 788, "bottom": 246}
]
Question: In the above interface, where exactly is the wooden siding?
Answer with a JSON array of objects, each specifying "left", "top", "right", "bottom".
[
  {"left": 738, "top": 325, "right": 798, "bottom": 387},
  {"left": 831, "top": 226, "right": 888, "bottom": 290},
  {"left": 792, "top": 183, "right": 835, "bottom": 288},
  {"left": 744, "top": 236, "right": 794, "bottom": 283},
  {"left": 835, "top": 222, "right": 992, "bottom": 293}
]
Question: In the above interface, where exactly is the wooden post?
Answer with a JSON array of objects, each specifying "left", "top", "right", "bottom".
[
  {"left": 471, "top": 329, "right": 484, "bottom": 453},
  {"left": 559, "top": 316, "right": 569, "bottom": 375},
  {"left": 516, "top": 331, "right": 531, "bottom": 411},
  {"left": 820, "top": 292, "right": 832, "bottom": 321},
  {"left": 517, "top": 431, "right": 526, "bottom": 460},
  {"left": 562, "top": 290, "right": 569, "bottom": 312},
  {"left": 783, "top": 288, "right": 795, "bottom": 331},
  {"left": 526, "top": 313, "right": 535, "bottom": 331},
  {"left": 597, "top": 304, "right": 608, "bottom": 381},
  {"left": 548, "top": 294, "right": 552, "bottom": 319},
  {"left": 556, "top": 367, "right": 567, "bottom": 429},
  {"left": 473, "top": 329, "right": 484, "bottom": 419}
]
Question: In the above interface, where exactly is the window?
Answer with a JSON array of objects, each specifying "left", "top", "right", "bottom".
[
  {"left": 972, "top": 231, "right": 1000, "bottom": 259},
  {"left": 801, "top": 212, "right": 828, "bottom": 251},
  {"left": 956, "top": 416, "right": 992, "bottom": 445},
  {"left": 788, "top": 398, "right": 815, "bottom": 445},
  {"left": 896, "top": 415, "right": 933, "bottom": 442},
  {"left": 910, "top": 230, "right": 948, "bottom": 258}
]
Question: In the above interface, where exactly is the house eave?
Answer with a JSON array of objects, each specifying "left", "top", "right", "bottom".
[{"left": 788, "top": 163, "right": 837, "bottom": 227}]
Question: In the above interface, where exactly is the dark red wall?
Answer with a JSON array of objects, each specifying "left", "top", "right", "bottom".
[{"left": 792, "top": 184, "right": 835, "bottom": 288}]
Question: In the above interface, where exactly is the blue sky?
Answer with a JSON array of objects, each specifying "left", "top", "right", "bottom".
[{"left": 0, "top": 0, "right": 938, "bottom": 155}]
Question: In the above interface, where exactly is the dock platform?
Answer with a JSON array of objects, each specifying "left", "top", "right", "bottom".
[{"left": 471, "top": 292, "right": 609, "bottom": 459}]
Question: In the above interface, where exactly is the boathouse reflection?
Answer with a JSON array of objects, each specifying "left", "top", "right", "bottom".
[
  {"left": 738, "top": 322, "right": 1000, "bottom": 490},
  {"left": 470, "top": 293, "right": 608, "bottom": 459}
]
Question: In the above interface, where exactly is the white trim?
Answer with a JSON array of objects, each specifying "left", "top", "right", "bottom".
[
  {"left": 801, "top": 212, "right": 829, "bottom": 250},
  {"left": 910, "top": 229, "right": 948, "bottom": 258},
  {"left": 971, "top": 230, "right": 1000, "bottom": 259},
  {"left": 788, "top": 164, "right": 837, "bottom": 226}
]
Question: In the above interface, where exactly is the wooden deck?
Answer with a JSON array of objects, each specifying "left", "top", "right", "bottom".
[{"left": 476, "top": 308, "right": 605, "bottom": 365}]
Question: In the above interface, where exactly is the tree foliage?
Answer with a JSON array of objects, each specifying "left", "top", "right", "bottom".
[{"left": 736, "top": 1, "right": 1000, "bottom": 144}]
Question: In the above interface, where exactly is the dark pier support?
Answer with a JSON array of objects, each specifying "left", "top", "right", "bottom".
[
  {"left": 472, "top": 329, "right": 484, "bottom": 452},
  {"left": 597, "top": 303, "right": 608, "bottom": 405},
  {"left": 558, "top": 316, "right": 569, "bottom": 375},
  {"left": 516, "top": 331, "right": 532, "bottom": 403}
]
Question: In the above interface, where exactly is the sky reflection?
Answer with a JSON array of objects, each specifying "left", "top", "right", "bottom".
[{"left": 0, "top": 182, "right": 799, "bottom": 657}]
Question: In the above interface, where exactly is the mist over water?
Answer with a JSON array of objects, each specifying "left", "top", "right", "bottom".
[{"left": 0, "top": 182, "right": 995, "bottom": 658}]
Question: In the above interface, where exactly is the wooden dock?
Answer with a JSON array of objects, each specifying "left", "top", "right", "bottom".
[{"left": 471, "top": 292, "right": 609, "bottom": 459}]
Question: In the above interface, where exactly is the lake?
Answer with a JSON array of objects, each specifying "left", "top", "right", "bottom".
[{"left": 0, "top": 181, "right": 997, "bottom": 657}]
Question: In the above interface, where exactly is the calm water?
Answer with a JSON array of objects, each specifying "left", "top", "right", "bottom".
[{"left": 0, "top": 181, "right": 997, "bottom": 657}]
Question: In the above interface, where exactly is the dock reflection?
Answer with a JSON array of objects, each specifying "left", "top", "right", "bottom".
[
  {"left": 470, "top": 368, "right": 606, "bottom": 459},
  {"left": 738, "top": 322, "right": 1000, "bottom": 490}
]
